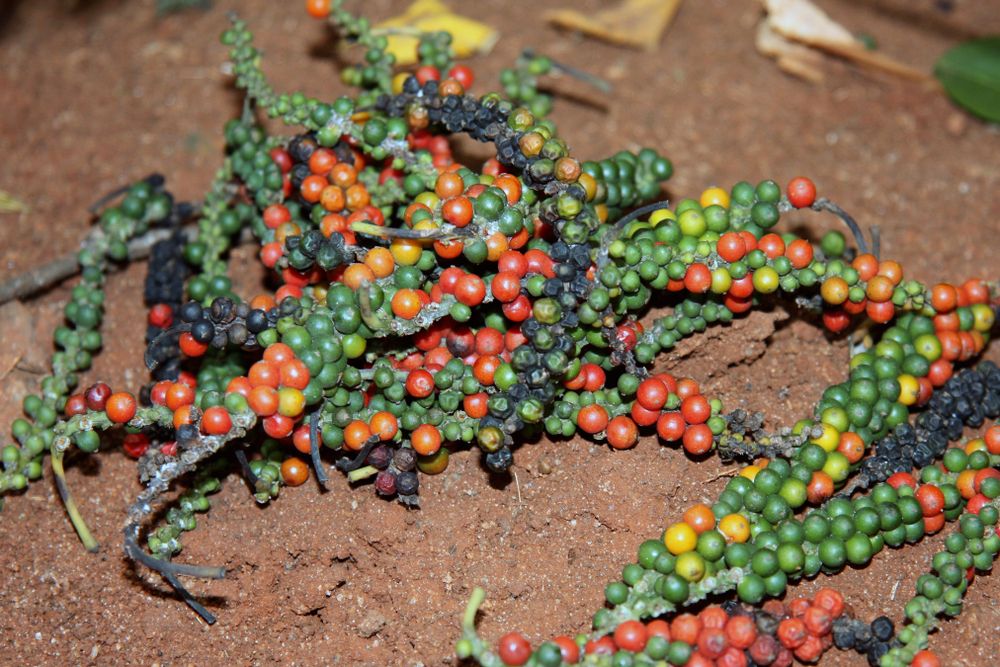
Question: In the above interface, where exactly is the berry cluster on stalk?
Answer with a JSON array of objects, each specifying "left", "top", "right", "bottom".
[{"left": 0, "top": 1, "right": 997, "bottom": 659}]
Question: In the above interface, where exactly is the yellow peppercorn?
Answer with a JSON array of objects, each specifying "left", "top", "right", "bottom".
[
  {"left": 699, "top": 186, "right": 731, "bottom": 209},
  {"left": 971, "top": 303, "right": 995, "bottom": 332},
  {"left": 664, "top": 522, "right": 698, "bottom": 555},
  {"left": 897, "top": 374, "right": 920, "bottom": 406},
  {"left": 719, "top": 513, "right": 750, "bottom": 543},
  {"left": 675, "top": 551, "right": 706, "bottom": 582},
  {"left": 390, "top": 239, "right": 423, "bottom": 265},
  {"left": 811, "top": 423, "right": 841, "bottom": 453}
]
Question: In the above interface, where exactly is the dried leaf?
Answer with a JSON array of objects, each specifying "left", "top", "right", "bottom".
[
  {"left": 935, "top": 37, "right": 1000, "bottom": 122},
  {"left": 755, "top": 21, "right": 825, "bottom": 83},
  {"left": 762, "top": 0, "right": 855, "bottom": 48},
  {"left": 0, "top": 190, "right": 29, "bottom": 214},
  {"left": 373, "top": 0, "right": 498, "bottom": 66},
  {"left": 758, "top": 0, "right": 932, "bottom": 83},
  {"left": 545, "top": 0, "right": 683, "bottom": 50}
]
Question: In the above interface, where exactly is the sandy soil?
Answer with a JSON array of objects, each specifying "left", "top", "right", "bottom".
[{"left": 0, "top": 1, "right": 998, "bottom": 665}]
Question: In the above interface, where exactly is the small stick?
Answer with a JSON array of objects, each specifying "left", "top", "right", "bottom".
[
  {"left": 123, "top": 525, "right": 226, "bottom": 580},
  {"left": 803, "top": 37, "right": 938, "bottom": 86},
  {"left": 309, "top": 411, "right": 329, "bottom": 486},
  {"left": 162, "top": 570, "right": 217, "bottom": 625},
  {"left": 595, "top": 199, "right": 672, "bottom": 271},
  {"left": 335, "top": 436, "right": 379, "bottom": 472},
  {"left": 88, "top": 173, "right": 164, "bottom": 214},
  {"left": 146, "top": 323, "right": 192, "bottom": 370},
  {"left": 234, "top": 448, "right": 260, "bottom": 491},
  {"left": 812, "top": 198, "right": 869, "bottom": 255},
  {"left": 350, "top": 221, "right": 465, "bottom": 241},
  {"left": 0, "top": 224, "right": 252, "bottom": 307},
  {"left": 1, "top": 227, "right": 178, "bottom": 306},
  {"left": 521, "top": 49, "right": 613, "bottom": 93}
]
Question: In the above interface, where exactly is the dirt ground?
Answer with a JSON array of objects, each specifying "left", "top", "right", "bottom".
[{"left": 1, "top": 0, "right": 999, "bottom": 665}]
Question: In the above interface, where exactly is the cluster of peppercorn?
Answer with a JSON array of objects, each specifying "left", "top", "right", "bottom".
[
  {"left": 474, "top": 588, "right": 899, "bottom": 667},
  {"left": 1, "top": 0, "right": 998, "bottom": 650},
  {"left": 462, "top": 422, "right": 1000, "bottom": 666}
]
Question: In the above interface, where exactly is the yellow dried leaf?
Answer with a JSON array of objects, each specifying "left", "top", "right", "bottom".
[
  {"left": 0, "top": 191, "right": 28, "bottom": 214},
  {"left": 545, "top": 0, "right": 683, "bottom": 50},
  {"left": 374, "top": 0, "right": 498, "bottom": 66}
]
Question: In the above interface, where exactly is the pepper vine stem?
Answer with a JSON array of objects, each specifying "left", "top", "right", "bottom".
[{"left": 50, "top": 449, "right": 99, "bottom": 552}]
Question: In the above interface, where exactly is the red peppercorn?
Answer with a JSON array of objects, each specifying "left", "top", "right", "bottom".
[
  {"left": 615, "top": 322, "right": 641, "bottom": 351},
  {"left": 577, "top": 404, "right": 609, "bottom": 434},
  {"left": 105, "top": 392, "right": 137, "bottom": 424},
  {"left": 803, "top": 605, "right": 832, "bottom": 636},
  {"left": 613, "top": 619, "right": 648, "bottom": 652},
  {"left": 716, "top": 646, "right": 748, "bottom": 667},
  {"left": 777, "top": 618, "right": 807, "bottom": 649},
  {"left": 822, "top": 308, "right": 851, "bottom": 333},
  {"left": 724, "top": 614, "right": 757, "bottom": 649},
  {"left": 788, "top": 597, "right": 811, "bottom": 618},
  {"left": 581, "top": 364, "right": 606, "bottom": 392},
  {"left": 793, "top": 634, "right": 824, "bottom": 663},
  {"left": 887, "top": 471, "right": 917, "bottom": 490},
  {"left": 414, "top": 65, "right": 440, "bottom": 84},
  {"left": 405, "top": 369, "right": 435, "bottom": 398},
  {"left": 123, "top": 433, "right": 149, "bottom": 459},
  {"left": 606, "top": 416, "right": 639, "bottom": 450},
  {"left": 748, "top": 634, "right": 780, "bottom": 665},
  {"left": 447, "top": 64, "right": 474, "bottom": 89},
  {"left": 491, "top": 271, "right": 522, "bottom": 303},
  {"left": 681, "top": 394, "right": 711, "bottom": 425},
  {"left": 786, "top": 176, "right": 817, "bottom": 208},
  {"left": 583, "top": 635, "right": 616, "bottom": 655},
  {"left": 684, "top": 262, "right": 712, "bottom": 293},
  {"left": 631, "top": 402, "right": 660, "bottom": 427},
  {"left": 552, "top": 635, "right": 579, "bottom": 663},
  {"left": 657, "top": 412, "right": 686, "bottom": 442},
  {"left": 497, "top": 632, "right": 531, "bottom": 665},
  {"left": 64, "top": 393, "right": 88, "bottom": 417},
  {"left": 697, "top": 627, "right": 727, "bottom": 659},
  {"left": 682, "top": 424, "right": 714, "bottom": 455},
  {"left": 179, "top": 331, "right": 209, "bottom": 358},
  {"left": 637, "top": 377, "right": 668, "bottom": 411},
  {"left": 454, "top": 274, "right": 486, "bottom": 307},
  {"left": 147, "top": 303, "right": 173, "bottom": 328},
  {"left": 911, "top": 650, "right": 941, "bottom": 667},
  {"left": 200, "top": 406, "right": 233, "bottom": 435},
  {"left": 812, "top": 588, "right": 844, "bottom": 618},
  {"left": 85, "top": 382, "right": 112, "bottom": 412},
  {"left": 717, "top": 232, "right": 747, "bottom": 263},
  {"left": 916, "top": 484, "right": 945, "bottom": 516}
]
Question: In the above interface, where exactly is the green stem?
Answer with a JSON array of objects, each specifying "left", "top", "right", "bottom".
[
  {"left": 463, "top": 586, "right": 487, "bottom": 632},
  {"left": 50, "top": 449, "right": 99, "bottom": 552},
  {"left": 347, "top": 465, "right": 378, "bottom": 483}
]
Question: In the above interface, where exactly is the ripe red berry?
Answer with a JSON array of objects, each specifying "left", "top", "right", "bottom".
[
  {"left": 147, "top": 303, "right": 173, "bottom": 328},
  {"left": 786, "top": 176, "right": 816, "bottom": 208},
  {"left": 201, "top": 406, "right": 233, "bottom": 435},
  {"left": 496, "top": 632, "right": 531, "bottom": 666},
  {"left": 85, "top": 382, "right": 112, "bottom": 411},
  {"left": 105, "top": 392, "right": 137, "bottom": 424},
  {"left": 123, "top": 433, "right": 149, "bottom": 459}
]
